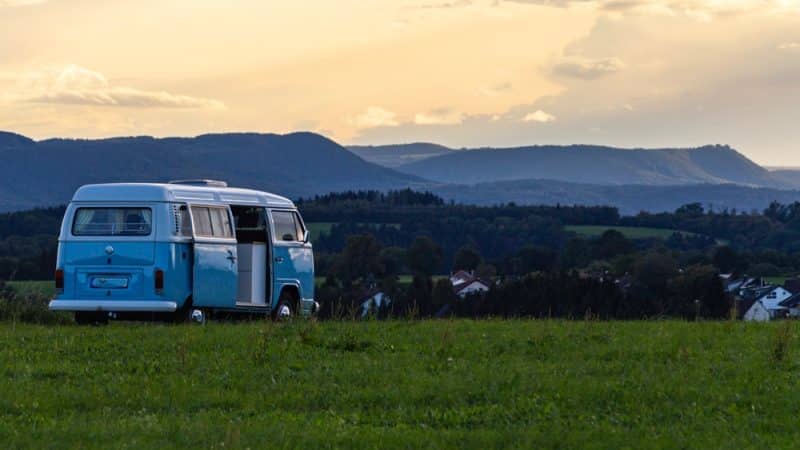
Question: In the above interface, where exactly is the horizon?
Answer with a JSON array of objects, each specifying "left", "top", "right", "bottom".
[
  {"left": 6, "top": 127, "right": 800, "bottom": 170},
  {"left": 2, "top": 1, "right": 800, "bottom": 165}
]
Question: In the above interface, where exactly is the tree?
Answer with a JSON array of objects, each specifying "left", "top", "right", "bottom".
[
  {"left": 406, "top": 274, "right": 434, "bottom": 316},
  {"left": 333, "top": 233, "right": 383, "bottom": 283},
  {"left": 476, "top": 263, "right": 497, "bottom": 280},
  {"left": 453, "top": 246, "right": 482, "bottom": 272},
  {"left": 379, "top": 246, "right": 407, "bottom": 276},
  {"left": 407, "top": 236, "right": 443, "bottom": 276},
  {"left": 712, "top": 246, "right": 739, "bottom": 273},
  {"left": 634, "top": 252, "right": 679, "bottom": 292},
  {"left": 593, "top": 230, "right": 634, "bottom": 260},
  {"left": 431, "top": 278, "right": 457, "bottom": 313}
]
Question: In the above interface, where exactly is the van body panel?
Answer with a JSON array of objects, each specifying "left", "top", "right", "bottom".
[
  {"left": 272, "top": 244, "right": 314, "bottom": 307},
  {"left": 192, "top": 242, "right": 238, "bottom": 308}
]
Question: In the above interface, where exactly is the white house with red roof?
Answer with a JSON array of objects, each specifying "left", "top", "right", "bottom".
[{"left": 449, "top": 270, "right": 491, "bottom": 298}]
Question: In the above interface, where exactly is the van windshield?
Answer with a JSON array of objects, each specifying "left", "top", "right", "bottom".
[{"left": 72, "top": 207, "right": 153, "bottom": 236}]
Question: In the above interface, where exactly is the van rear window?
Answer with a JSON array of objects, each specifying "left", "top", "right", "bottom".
[{"left": 72, "top": 208, "right": 153, "bottom": 236}]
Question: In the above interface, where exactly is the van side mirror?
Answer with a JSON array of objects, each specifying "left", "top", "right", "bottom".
[{"left": 282, "top": 233, "right": 295, "bottom": 241}]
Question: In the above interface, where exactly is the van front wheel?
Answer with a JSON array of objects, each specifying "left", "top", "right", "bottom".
[{"left": 273, "top": 291, "right": 295, "bottom": 320}]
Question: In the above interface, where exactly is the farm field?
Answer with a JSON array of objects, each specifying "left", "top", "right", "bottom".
[
  {"left": 1, "top": 320, "right": 799, "bottom": 448},
  {"left": 6, "top": 280, "right": 54, "bottom": 298},
  {"left": 566, "top": 225, "right": 697, "bottom": 240}
]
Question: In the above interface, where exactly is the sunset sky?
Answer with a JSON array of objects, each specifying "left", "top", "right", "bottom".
[{"left": 1, "top": 0, "right": 799, "bottom": 164}]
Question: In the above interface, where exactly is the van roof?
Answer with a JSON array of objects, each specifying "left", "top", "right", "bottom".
[{"left": 71, "top": 183, "right": 295, "bottom": 208}]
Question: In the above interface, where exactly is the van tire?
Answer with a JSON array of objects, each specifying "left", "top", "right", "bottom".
[
  {"left": 75, "top": 311, "right": 108, "bottom": 326},
  {"left": 272, "top": 290, "right": 296, "bottom": 320},
  {"left": 173, "top": 298, "right": 199, "bottom": 324}
]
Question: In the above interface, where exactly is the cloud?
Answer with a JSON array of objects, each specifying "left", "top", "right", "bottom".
[
  {"left": 553, "top": 56, "right": 626, "bottom": 79},
  {"left": 0, "top": 0, "right": 46, "bottom": 7},
  {"left": 522, "top": 110, "right": 556, "bottom": 122},
  {"left": 350, "top": 106, "right": 399, "bottom": 128},
  {"left": 505, "top": 0, "right": 799, "bottom": 17},
  {"left": 413, "top": 108, "right": 465, "bottom": 125},
  {"left": 779, "top": 42, "right": 800, "bottom": 50},
  {"left": 20, "top": 65, "right": 224, "bottom": 109}
]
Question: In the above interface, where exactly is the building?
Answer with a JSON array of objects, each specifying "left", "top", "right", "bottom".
[
  {"left": 449, "top": 270, "right": 491, "bottom": 298},
  {"left": 359, "top": 289, "right": 390, "bottom": 317},
  {"left": 740, "top": 286, "right": 793, "bottom": 321}
]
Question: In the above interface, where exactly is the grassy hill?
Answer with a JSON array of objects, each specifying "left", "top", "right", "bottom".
[
  {"left": 1, "top": 320, "right": 799, "bottom": 448},
  {"left": 566, "top": 225, "right": 696, "bottom": 239}
]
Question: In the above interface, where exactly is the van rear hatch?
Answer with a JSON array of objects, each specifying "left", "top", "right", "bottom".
[
  {"left": 64, "top": 206, "right": 156, "bottom": 300},
  {"left": 65, "top": 241, "right": 155, "bottom": 298}
]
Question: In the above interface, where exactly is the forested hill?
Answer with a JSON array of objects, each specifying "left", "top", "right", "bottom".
[
  {"left": 0, "top": 131, "right": 423, "bottom": 212},
  {"left": 388, "top": 143, "right": 792, "bottom": 188}
]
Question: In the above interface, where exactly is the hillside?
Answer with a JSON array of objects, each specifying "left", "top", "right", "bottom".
[
  {"left": 769, "top": 169, "right": 800, "bottom": 188},
  {"left": 396, "top": 144, "right": 788, "bottom": 188},
  {"left": 0, "top": 132, "right": 423, "bottom": 211},
  {"left": 347, "top": 143, "right": 452, "bottom": 168},
  {"left": 433, "top": 179, "right": 800, "bottom": 214}
]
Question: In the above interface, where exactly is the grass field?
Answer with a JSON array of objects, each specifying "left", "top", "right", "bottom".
[
  {"left": 306, "top": 222, "right": 402, "bottom": 242},
  {"left": 1, "top": 320, "right": 799, "bottom": 448},
  {"left": 6, "top": 280, "right": 55, "bottom": 298},
  {"left": 566, "top": 225, "right": 696, "bottom": 240}
]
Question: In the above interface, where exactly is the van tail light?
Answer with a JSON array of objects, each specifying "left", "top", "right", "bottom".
[
  {"left": 55, "top": 269, "right": 64, "bottom": 294},
  {"left": 154, "top": 269, "right": 164, "bottom": 293}
]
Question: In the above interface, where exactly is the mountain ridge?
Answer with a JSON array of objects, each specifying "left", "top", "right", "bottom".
[
  {"left": 390, "top": 143, "right": 790, "bottom": 188},
  {"left": 0, "top": 131, "right": 424, "bottom": 211}
]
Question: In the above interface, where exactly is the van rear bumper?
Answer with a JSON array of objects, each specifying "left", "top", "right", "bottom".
[{"left": 49, "top": 300, "right": 178, "bottom": 312}]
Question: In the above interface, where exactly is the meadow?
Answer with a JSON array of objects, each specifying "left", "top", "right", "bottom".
[
  {"left": 1, "top": 320, "right": 799, "bottom": 449},
  {"left": 565, "top": 225, "right": 696, "bottom": 240}
]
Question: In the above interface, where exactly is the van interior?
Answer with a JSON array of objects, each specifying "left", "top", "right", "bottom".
[{"left": 230, "top": 206, "right": 271, "bottom": 306}]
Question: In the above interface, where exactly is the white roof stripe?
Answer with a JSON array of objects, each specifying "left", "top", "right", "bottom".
[{"left": 72, "top": 183, "right": 294, "bottom": 208}]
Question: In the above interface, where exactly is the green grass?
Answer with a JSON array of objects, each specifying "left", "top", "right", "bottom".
[
  {"left": 316, "top": 274, "right": 449, "bottom": 287},
  {"left": 7, "top": 280, "right": 55, "bottom": 298},
  {"left": 765, "top": 276, "right": 790, "bottom": 286},
  {"left": 306, "top": 222, "right": 336, "bottom": 241},
  {"left": 306, "top": 222, "right": 401, "bottom": 241},
  {"left": 566, "top": 225, "right": 697, "bottom": 240},
  {"left": 1, "top": 320, "right": 799, "bottom": 448}
]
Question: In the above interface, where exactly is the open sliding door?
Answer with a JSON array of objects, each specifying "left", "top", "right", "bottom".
[{"left": 189, "top": 204, "right": 238, "bottom": 308}]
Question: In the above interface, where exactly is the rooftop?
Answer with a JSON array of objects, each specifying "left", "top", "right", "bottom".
[{"left": 71, "top": 183, "right": 294, "bottom": 208}]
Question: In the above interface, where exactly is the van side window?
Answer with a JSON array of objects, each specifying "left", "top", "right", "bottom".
[
  {"left": 272, "top": 211, "right": 301, "bottom": 242},
  {"left": 173, "top": 205, "right": 193, "bottom": 236},
  {"left": 190, "top": 206, "right": 233, "bottom": 238},
  {"left": 294, "top": 212, "right": 306, "bottom": 242}
]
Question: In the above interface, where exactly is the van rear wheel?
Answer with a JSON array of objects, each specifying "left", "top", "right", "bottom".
[{"left": 75, "top": 311, "right": 108, "bottom": 326}]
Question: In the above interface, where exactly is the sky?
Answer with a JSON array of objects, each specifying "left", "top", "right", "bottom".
[{"left": 1, "top": 0, "right": 799, "bottom": 165}]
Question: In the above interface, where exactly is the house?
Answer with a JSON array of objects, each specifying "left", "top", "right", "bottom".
[
  {"left": 742, "top": 300, "right": 771, "bottom": 322},
  {"left": 741, "top": 285, "right": 793, "bottom": 321},
  {"left": 779, "top": 293, "right": 800, "bottom": 318},
  {"left": 724, "top": 276, "right": 762, "bottom": 295},
  {"left": 359, "top": 289, "right": 390, "bottom": 317},
  {"left": 449, "top": 270, "right": 491, "bottom": 298},
  {"left": 784, "top": 278, "right": 800, "bottom": 295}
]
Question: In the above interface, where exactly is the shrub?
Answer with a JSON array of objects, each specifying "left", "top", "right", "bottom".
[{"left": 0, "top": 280, "right": 71, "bottom": 325}]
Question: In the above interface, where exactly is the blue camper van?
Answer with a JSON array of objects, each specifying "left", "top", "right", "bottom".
[{"left": 48, "top": 180, "right": 316, "bottom": 323}]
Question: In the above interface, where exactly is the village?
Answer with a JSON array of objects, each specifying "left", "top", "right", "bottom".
[{"left": 356, "top": 268, "right": 800, "bottom": 322}]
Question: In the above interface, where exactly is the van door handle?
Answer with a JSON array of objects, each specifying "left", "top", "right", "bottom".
[
  {"left": 274, "top": 256, "right": 284, "bottom": 263},
  {"left": 226, "top": 250, "right": 237, "bottom": 263}
]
